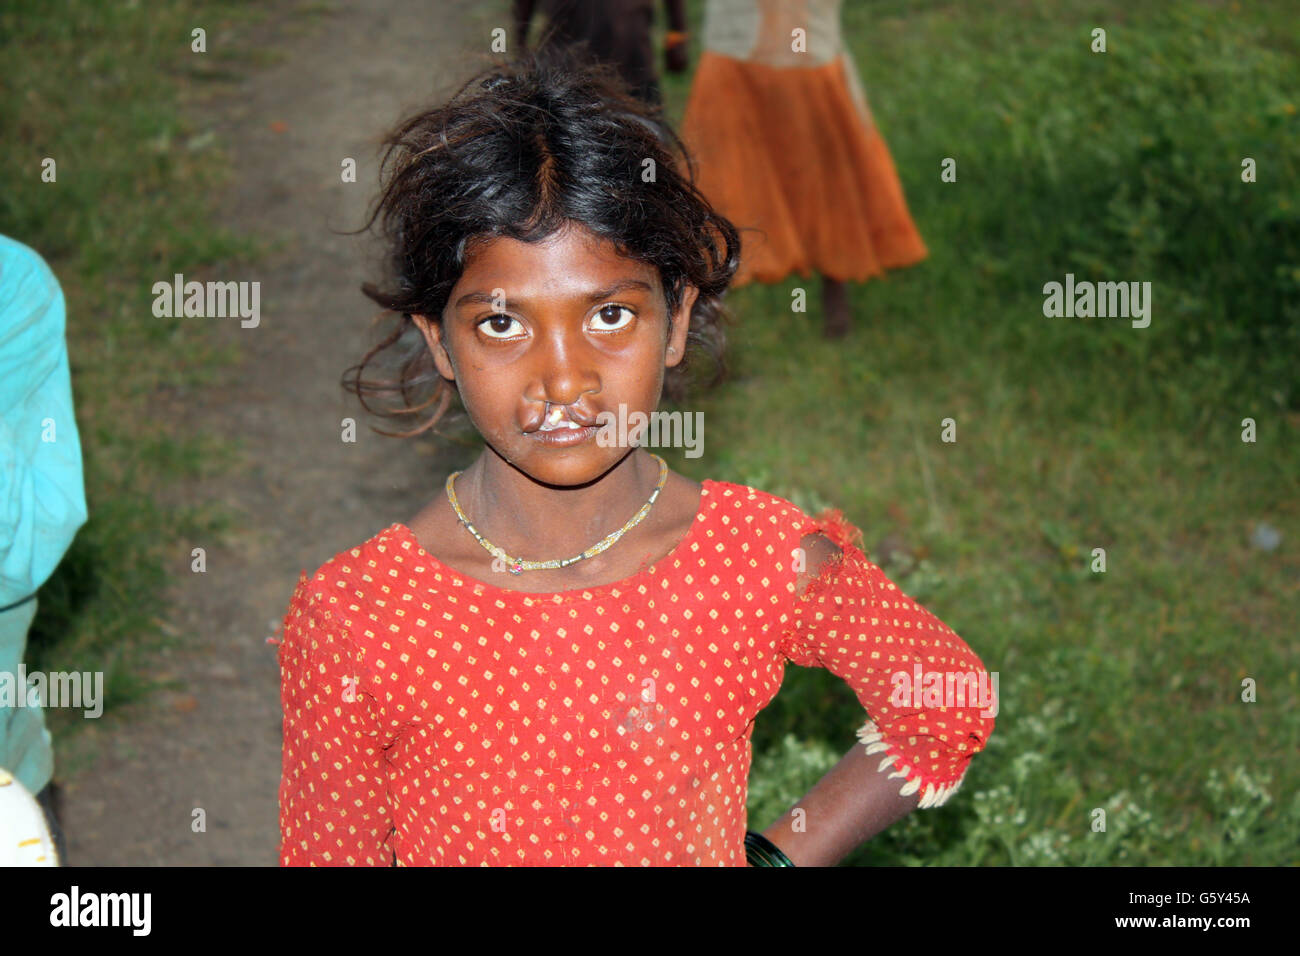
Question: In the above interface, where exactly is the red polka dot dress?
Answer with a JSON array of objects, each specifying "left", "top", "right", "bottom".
[{"left": 277, "top": 481, "right": 995, "bottom": 866}]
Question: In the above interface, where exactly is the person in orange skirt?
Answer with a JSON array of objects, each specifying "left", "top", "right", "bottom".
[{"left": 680, "top": 0, "right": 928, "bottom": 338}]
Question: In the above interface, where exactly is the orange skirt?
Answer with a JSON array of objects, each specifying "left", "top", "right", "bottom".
[{"left": 680, "top": 51, "right": 927, "bottom": 287}]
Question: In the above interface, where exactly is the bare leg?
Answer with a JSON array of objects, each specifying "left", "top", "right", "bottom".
[{"left": 822, "top": 276, "right": 851, "bottom": 339}]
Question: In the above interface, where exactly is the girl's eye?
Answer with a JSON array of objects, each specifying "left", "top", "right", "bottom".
[
  {"left": 590, "top": 305, "right": 634, "bottom": 332},
  {"left": 475, "top": 307, "right": 633, "bottom": 338},
  {"left": 478, "top": 314, "right": 524, "bottom": 339}
]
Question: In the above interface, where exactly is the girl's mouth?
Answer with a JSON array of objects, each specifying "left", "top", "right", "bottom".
[
  {"left": 539, "top": 404, "right": 581, "bottom": 431},
  {"left": 530, "top": 424, "right": 598, "bottom": 445},
  {"left": 530, "top": 403, "right": 599, "bottom": 445}
]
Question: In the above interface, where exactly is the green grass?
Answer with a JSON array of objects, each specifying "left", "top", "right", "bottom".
[
  {"left": 0, "top": 0, "right": 280, "bottom": 752},
  {"left": 657, "top": 0, "right": 1300, "bottom": 864}
]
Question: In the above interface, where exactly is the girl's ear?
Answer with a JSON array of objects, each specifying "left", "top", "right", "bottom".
[
  {"left": 411, "top": 314, "right": 456, "bottom": 381},
  {"left": 665, "top": 284, "right": 699, "bottom": 369}
]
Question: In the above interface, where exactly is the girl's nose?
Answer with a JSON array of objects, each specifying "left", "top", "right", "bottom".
[{"left": 536, "top": 328, "right": 601, "bottom": 404}]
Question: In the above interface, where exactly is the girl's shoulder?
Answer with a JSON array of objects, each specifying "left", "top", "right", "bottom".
[
  {"left": 699, "top": 479, "right": 866, "bottom": 553},
  {"left": 278, "top": 526, "right": 417, "bottom": 645},
  {"left": 703, "top": 478, "right": 804, "bottom": 522},
  {"left": 690, "top": 479, "right": 871, "bottom": 598}
]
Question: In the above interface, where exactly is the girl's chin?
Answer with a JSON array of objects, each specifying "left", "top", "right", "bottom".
[{"left": 500, "top": 443, "right": 635, "bottom": 485}]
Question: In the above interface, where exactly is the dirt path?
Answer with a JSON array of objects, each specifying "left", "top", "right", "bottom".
[{"left": 58, "top": 0, "right": 495, "bottom": 865}]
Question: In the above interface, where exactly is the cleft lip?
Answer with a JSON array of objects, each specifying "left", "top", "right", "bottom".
[{"left": 525, "top": 402, "right": 599, "bottom": 433}]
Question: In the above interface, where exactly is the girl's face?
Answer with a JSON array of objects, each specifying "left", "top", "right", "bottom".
[{"left": 412, "top": 223, "right": 698, "bottom": 487}]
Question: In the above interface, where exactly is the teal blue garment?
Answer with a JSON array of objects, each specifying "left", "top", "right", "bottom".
[{"left": 0, "top": 234, "right": 88, "bottom": 795}]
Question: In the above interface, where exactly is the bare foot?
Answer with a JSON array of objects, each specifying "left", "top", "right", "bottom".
[{"left": 822, "top": 277, "right": 851, "bottom": 338}]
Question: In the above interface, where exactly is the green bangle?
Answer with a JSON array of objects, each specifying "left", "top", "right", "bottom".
[{"left": 745, "top": 830, "right": 796, "bottom": 867}]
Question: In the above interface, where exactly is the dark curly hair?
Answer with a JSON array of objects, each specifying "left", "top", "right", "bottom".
[{"left": 343, "top": 48, "right": 741, "bottom": 439}]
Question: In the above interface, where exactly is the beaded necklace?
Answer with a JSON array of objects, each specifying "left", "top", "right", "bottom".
[{"left": 445, "top": 454, "right": 669, "bottom": 575}]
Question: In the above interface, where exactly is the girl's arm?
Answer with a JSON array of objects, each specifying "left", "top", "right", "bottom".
[
  {"left": 759, "top": 739, "right": 920, "bottom": 867},
  {"left": 278, "top": 572, "right": 395, "bottom": 866},
  {"left": 766, "top": 526, "right": 996, "bottom": 866}
]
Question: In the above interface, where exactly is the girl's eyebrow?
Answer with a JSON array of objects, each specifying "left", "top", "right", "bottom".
[{"left": 454, "top": 278, "right": 655, "bottom": 311}]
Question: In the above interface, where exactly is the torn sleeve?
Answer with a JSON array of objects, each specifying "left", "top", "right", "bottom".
[{"left": 780, "top": 510, "right": 996, "bottom": 809}]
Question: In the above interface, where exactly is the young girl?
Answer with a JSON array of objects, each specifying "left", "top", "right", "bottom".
[
  {"left": 277, "top": 53, "right": 994, "bottom": 867},
  {"left": 679, "top": 0, "right": 929, "bottom": 338}
]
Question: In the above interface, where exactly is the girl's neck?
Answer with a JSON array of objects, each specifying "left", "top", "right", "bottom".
[{"left": 453, "top": 448, "right": 661, "bottom": 561}]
